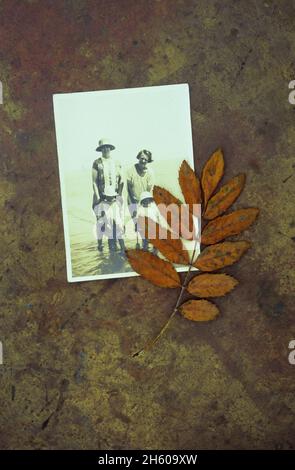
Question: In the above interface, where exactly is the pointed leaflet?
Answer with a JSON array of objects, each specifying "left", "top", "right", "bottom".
[
  {"left": 179, "top": 299, "right": 219, "bottom": 321},
  {"left": 137, "top": 216, "right": 190, "bottom": 265},
  {"left": 201, "top": 148, "right": 224, "bottom": 208},
  {"left": 204, "top": 174, "right": 246, "bottom": 220},
  {"left": 179, "top": 160, "right": 202, "bottom": 215},
  {"left": 126, "top": 249, "right": 181, "bottom": 288},
  {"left": 187, "top": 273, "right": 238, "bottom": 297},
  {"left": 201, "top": 208, "right": 259, "bottom": 245},
  {"left": 194, "top": 240, "right": 251, "bottom": 271},
  {"left": 153, "top": 185, "right": 195, "bottom": 240}
]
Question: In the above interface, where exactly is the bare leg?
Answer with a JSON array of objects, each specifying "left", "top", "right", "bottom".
[
  {"left": 142, "top": 238, "right": 149, "bottom": 251},
  {"left": 108, "top": 238, "right": 116, "bottom": 252},
  {"left": 118, "top": 238, "right": 126, "bottom": 256}
]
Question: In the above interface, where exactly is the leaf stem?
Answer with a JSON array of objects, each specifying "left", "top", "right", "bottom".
[{"left": 132, "top": 239, "right": 199, "bottom": 358}]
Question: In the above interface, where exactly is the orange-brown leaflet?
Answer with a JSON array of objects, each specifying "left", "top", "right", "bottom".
[
  {"left": 204, "top": 174, "right": 246, "bottom": 220},
  {"left": 194, "top": 240, "right": 251, "bottom": 271},
  {"left": 179, "top": 299, "right": 219, "bottom": 321},
  {"left": 201, "top": 148, "right": 224, "bottom": 208},
  {"left": 153, "top": 185, "right": 195, "bottom": 240},
  {"left": 179, "top": 160, "right": 202, "bottom": 210},
  {"left": 187, "top": 273, "right": 238, "bottom": 297},
  {"left": 201, "top": 208, "right": 259, "bottom": 245},
  {"left": 126, "top": 249, "right": 181, "bottom": 288}
]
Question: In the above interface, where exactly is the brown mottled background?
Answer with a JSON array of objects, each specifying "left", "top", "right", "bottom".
[{"left": 0, "top": 0, "right": 295, "bottom": 450}]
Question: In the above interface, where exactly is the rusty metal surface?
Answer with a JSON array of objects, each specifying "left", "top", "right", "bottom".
[{"left": 0, "top": 0, "right": 295, "bottom": 449}]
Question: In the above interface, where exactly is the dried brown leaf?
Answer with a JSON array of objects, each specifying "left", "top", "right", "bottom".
[
  {"left": 204, "top": 174, "right": 246, "bottom": 220},
  {"left": 137, "top": 216, "right": 190, "bottom": 265},
  {"left": 126, "top": 249, "right": 181, "bottom": 288},
  {"left": 201, "top": 148, "right": 224, "bottom": 208},
  {"left": 187, "top": 273, "right": 238, "bottom": 297},
  {"left": 194, "top": 240, "right": 251, "bottom": 271},
  {"left": 179, "top": 160, "right": 202, "bottom": 210},
  {"left": 153, "top": 185, "right": 194, "bottom": 240},
  {"left": 179, "top": 299, "right": 219, "bottom": 321},
  {"left": 201, "top": 208, "right": 259, "bottom": 245}
]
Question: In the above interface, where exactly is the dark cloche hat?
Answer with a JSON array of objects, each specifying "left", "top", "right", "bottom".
[{"left": 136, "top": 149, "right": 153, "bottom": 162}]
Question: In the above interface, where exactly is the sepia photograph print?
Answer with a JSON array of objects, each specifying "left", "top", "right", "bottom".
[{"left": 53, "top": 84, "right": 200, "bottom": 282}]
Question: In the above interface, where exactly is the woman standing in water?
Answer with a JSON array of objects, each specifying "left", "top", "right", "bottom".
[{"left": 92, "top": 138, "right": 125, "bottom": 256}]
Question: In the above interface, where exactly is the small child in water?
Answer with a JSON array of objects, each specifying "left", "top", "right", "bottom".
[{"left": 136, "top": 191, "right": 161, "bottom": 253}]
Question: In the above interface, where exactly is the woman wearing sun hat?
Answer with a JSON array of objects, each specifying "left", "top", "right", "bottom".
[{"left": 92, "top": 138, "right": 125, "bottom": 256}]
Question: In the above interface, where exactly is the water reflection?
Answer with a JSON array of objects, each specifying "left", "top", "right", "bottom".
[{"left": 71, "top": 238, "right": 134, "bottom": 277}]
